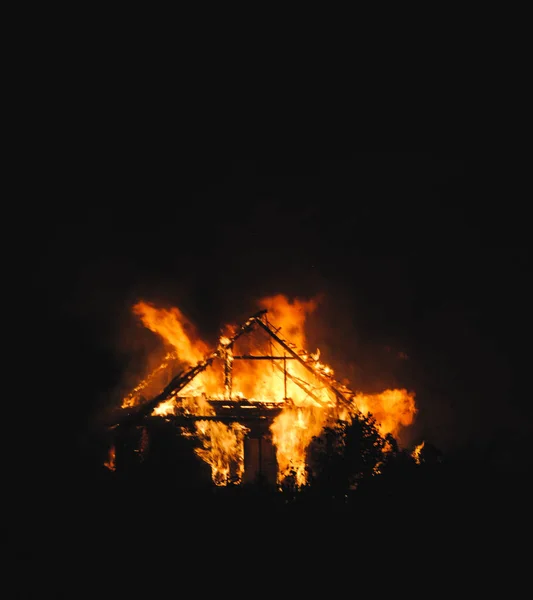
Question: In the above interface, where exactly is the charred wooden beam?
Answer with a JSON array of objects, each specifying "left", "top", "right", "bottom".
[
  {"left": 142, "top": 310, "right": 266, "bottom": 414},
  {"left": 110, "top": 310, "right": 267, "bottom": 427},
  {"left": 222, "top": 344, "right": 233, "bottom": 399},
  {"left": 232, "top": 355, "right": 296, "bottom": 360},
  {"left": 268, "top": 357, "right": 329, "bottom": 407},
  {"left": 253, "top": 315, "right": 354, "bottom": 409},
  {"left": 148, "top": 413, "right": 282, "bottom": 424}
]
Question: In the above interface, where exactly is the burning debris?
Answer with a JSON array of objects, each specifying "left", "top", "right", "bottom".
[{"left": 107, "top": 295, "right": 417, "bottom": 488}]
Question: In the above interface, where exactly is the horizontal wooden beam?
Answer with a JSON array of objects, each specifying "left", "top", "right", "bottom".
[{"left": 232, "top": 355, "right": 296, "bottom": 360}]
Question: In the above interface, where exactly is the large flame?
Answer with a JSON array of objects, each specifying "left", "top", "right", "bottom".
[
  {"left": 353, "top": 389, "right": 417, "bottom": 439},
  {"left": 192, "top": 421, "right": 249, "bottom": 486},
  {"left": 270, "top": 404, "right": 327, "bottom": 486},
  {"left": 132, "top": 302, "right": 208, "bottom": 364},
  {"left": 120, "top": 295, "right": 417, "bottom": 487}
]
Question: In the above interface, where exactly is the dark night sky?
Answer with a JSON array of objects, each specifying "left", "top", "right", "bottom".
[{"left": 25, "top": 150, "right": 531, "bottom": 471}]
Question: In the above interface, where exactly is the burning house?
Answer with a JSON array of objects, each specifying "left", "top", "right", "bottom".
[{"left": 105, "top": 295, "right": 417, "bottom": 488}]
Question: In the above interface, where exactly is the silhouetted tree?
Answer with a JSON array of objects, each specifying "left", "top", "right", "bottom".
[
  {"left": 306, "top": 412, "right": 388, "bottom": 503},
  {"left": 418, "top": 441, "right": 443, "bottom": 465}
]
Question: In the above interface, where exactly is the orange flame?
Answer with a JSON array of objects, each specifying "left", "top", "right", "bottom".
[
  {"left": 352, "top": 389, "right": 417, "bottom": 438},
  {"left": 122, "top": 351, "right": 177, "bottom": 408},
  {"left": 132, "top": 302, "right": 208, "bottom": 364},
  {"left": 193, "top": 421, "right": 249, "bottom": 486},
  {"left": 270, "top": 405, "right": 328, "bottom": 486},
  {"left": 104, "top": 444, "right": 116, "bottom": 471},
  {"left": 412, "top": 441, "right": 425, "bottom": 464},
  {"left": 120, "top": 295, "right": 417, "bottom": 487}
]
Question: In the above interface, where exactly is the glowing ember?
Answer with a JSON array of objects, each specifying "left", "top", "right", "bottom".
[
  {"left": 104, "top": 444, "right": 116, "bottom": 471},
  {"left": 119, "top": 294, "right": 417, "bottom": 487}
]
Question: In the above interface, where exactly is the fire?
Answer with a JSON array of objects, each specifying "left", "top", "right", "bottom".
[
  {"left": 104, "top": 444, "right": 116, "bottom": 471},
  {"left": 152, "top": 398, "right": 176, "bottom": 416},
  {"left": 122, "top": 351, "right": 177, "bottom": 408},
  {"left": 192, "top": 421, "right": 249, "bottom": 486},
  {"left": 258, "top": 294, "right": 318, "bottom": 350},
  {"left": 271, "top": 405, "right": 327, "bottom": 486},
  {"left": 412, "top": 441, "right": 425, "bottom": 464},
  {"left": 352, "top": 389, "right": 417, "bottom": 438},
  {"left": 118, "top": 295, "right": 417, "bottom": 487},
  {"left": 132, "top": 302, "right": 208, "bottom": 364}
]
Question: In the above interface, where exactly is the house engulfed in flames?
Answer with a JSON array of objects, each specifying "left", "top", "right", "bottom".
[{"left": 105, "top": 295, "right": 417, "bottom": 488}]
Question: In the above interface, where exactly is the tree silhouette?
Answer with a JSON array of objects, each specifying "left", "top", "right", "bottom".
[{"left": 306, "top": 412, "right": 388, "bottom": 503}]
